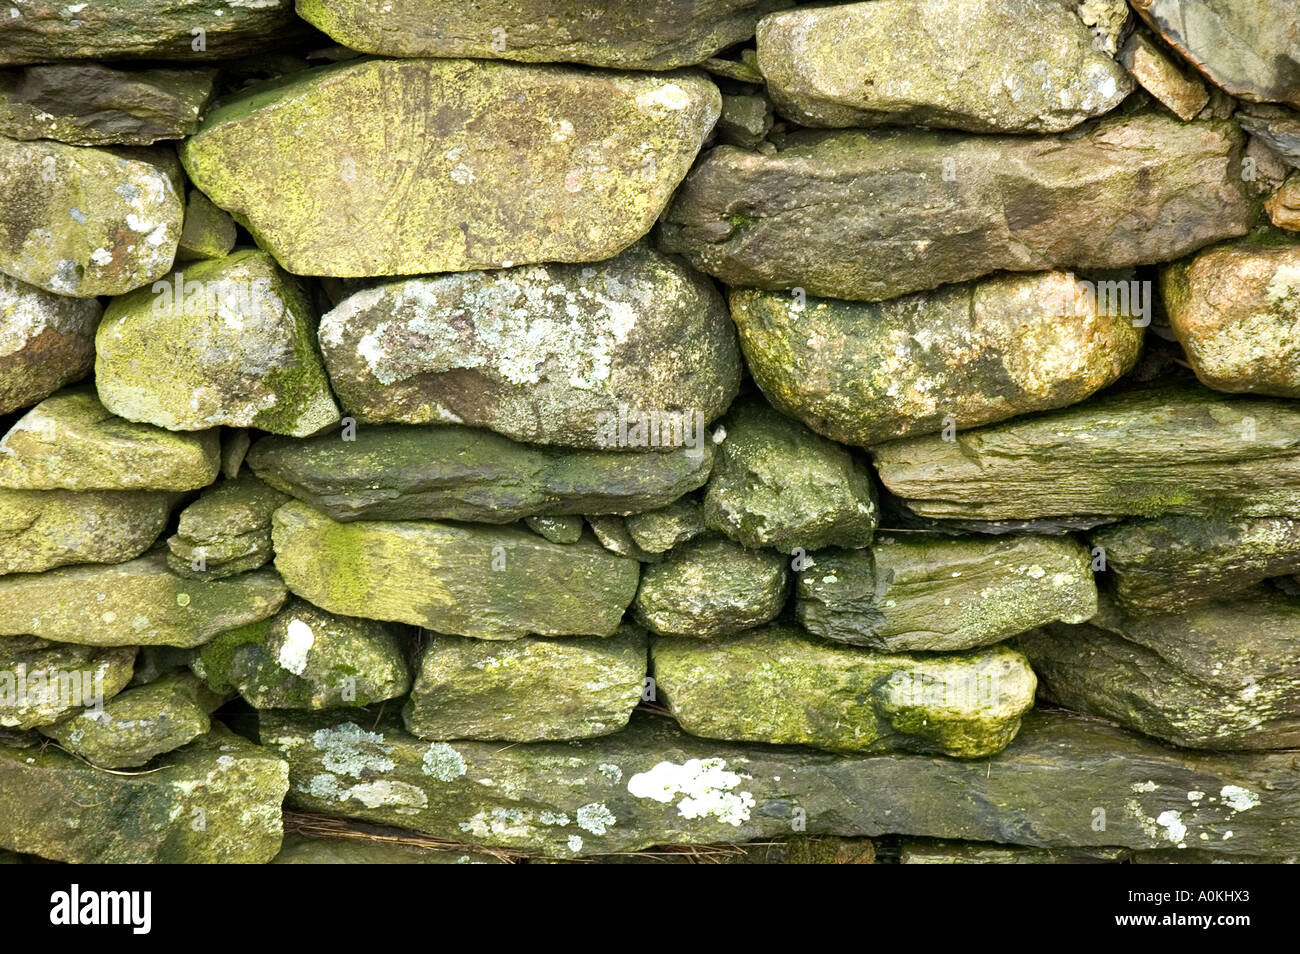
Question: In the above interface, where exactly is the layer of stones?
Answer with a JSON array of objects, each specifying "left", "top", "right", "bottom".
[{"left": 0, "top": 0, "right": 1298, "bottom": 864}]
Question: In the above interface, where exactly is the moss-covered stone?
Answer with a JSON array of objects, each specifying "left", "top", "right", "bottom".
[
  {"left": 633, "top": 536, "right": 787, "bottom": 637},
  {"left": 586, "top": 514, "right": 660, "bottom": 562},
  {"left": 524, "top": 515, "right": 584, "bottom": 545},
  {"left": 0, "top": 275, "right": 99, "bottom": 415},
  {"left": 175, "top": 189, "right": 237, "bottom": 261},
  {"left": 0, "top": 487, "right": 175, "bottom": 575},
  {"left": 272, "top": 500, "right": 639, "bottom": 639},
  {"left": 403, "top": 626, "right": 646, "bottom": 742},
  {"left": 167, "top": 474, "right": 289, "bottom": 580},
  {"left": 0, "top": 637, "right": 135, "bottom": 730},
  {"left": 625, "top": 499, "right": 706, "bottom": 554},
  {"left": 795, "top": 534, "right": 1097, "bottom": 652}
]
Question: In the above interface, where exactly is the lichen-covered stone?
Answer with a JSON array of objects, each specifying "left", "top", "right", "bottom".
[
  {"left": 873, "top": 384, "right": 1300, "bottom": 521},
  {"left": 403, "top": 626, "right": 646, "bottom": 742},
  {"left": 0, "top": 637, "right": 135, "bottom": 730},
  {"left": 660, "top": 114, "right": 1251, "bottom": 301},
  {"left": 795, "top": 534, "right": 1097, "bottom": 652},
  {"left": 633, "top": 537, "right": 787, "bottom": 637},
  {"left": 1091, "top": 513, "right": 1300, "bottom": 612},
  {"left": 96, "top": 249, "right": 340, "bottom": 436},
  {"left": 730, "top": 273, "right": 1145, "bottom": 446},
  {"left": 525, "top": 515, "right": 584, "bottom": 545},
  {"left": 704, "top": 400, "right": 877, "bottom": 552},
  {"left": 318, "top": 243, "right": 739, "bottom": 448},
  {"left": 0, "top": 275, "right": 99, "bottom": 415},
  {"left": 0, "top": 65, "right": 214, "bottom": 145},
  {"left": 1118, "top": 30, "right": 1209, "bottom": 121},
  {"left": 716, "top": 93, "right": 772, "bottom": 149},
  {"left": 247, "top": 423, "right": 713, "bottom": 523},
  {"left": 181, "top": 59, "right": 720, "bottom": 277},
  {"left": 297, "top": 0, "right": 791, "bottom": 69},
  {"left": 1162, "top": 234, "right": 1300, "bottom": 397},
  {"left": 625, "top": 500, "right": 706, "bottom": 554},
  {"left": 176, "top": 189, "right": 237, "bottom": 261},
  {"left": 586, "top": 514, "right": 660, "bottom": 562},
  {"left": 38, "top": 671, "right": 224, "bottom": 769},
  {"left": 0, "top": 725, "right": 288, "bottom": 863},
  {"left": 0, "top": 387, "right": 219, "bottom": 491},
  {"left": 0, "top": 137, "right": 183, "bottom": 296},
  {"left": 272, "top": 501, "right": 639, "bottom": 639},
  {"left": 167, "top": 475, "right": 291, "bottom": 580},
  {"left": 757, "top": 0, "right": 1131, "bottom": 132},
  {"left": 654, "top": 626, "right": 1036, "bottom": 757},
  {"left": 194, "top": 597, "right": 410, "bottom": 710},
  {"left": 0, "top": 487, "right": 174, "bottom": 575},
  {"left": 0, "top": 548, "right": 287, "bottom": 647}
]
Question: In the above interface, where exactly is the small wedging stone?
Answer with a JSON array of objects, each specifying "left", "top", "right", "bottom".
[
  {"left": 0, "top": 275, "right": 99, "bottom": 415},
  {"left": 0, "top": 725, "right": 288, "bottom": 863},
  {"left": 96, "top": 249, "right": 340, "bottom": 436},
  {"left": 872, "top": 384, "right": 1300, "bottom": 521},
  {"left": 271, "top": 500, "right": 639, "bottom": 639},
  {"left": 247, "top": 423, "right": 713, "bottom": 523},
  {"left": 525, "top": 515, "right": 583, "bottom": 545},
  {"left": 654, "top": 626, "right": 1036, "bottom": 758},
  {"left": 730, "top": 273, "right": 1145, "bottom": 446},
  {"left": 181, "top": 59, "right": 720, "bottom": 277},
  {"left": 1117, "top": 30, "right": 1209, "bottom": 121},
  {"left": 659, "top": 113, "right": 1251, "bottom": 302},
  {"left": 0, "top": 137, "right": 183, "bottom": 297},
  {"left": 0, "top": 387, "right": 219, "bottom": 491},
  {"left": 0, "top": 637, "right": 135, "bottom": 730},
  {"left": 403, "top": 626, "right": 646, "bottom": 742},
  {"left": 167, "top": 475, "right": 291, "bottom": 580},
  {"left": 297, "top": 0, "right": 792, "bottom": 69},
  {"left": 704, "top": 400, "right": 878, "bottom": 552},
  {"left": 318, "top": 243, "right": 739, "bottom": 448},
  {"left": 795, "top": 534, "right": 1097, "bottom": 652},
  {"left": 625, "top": 500, "right": 706, "bottom": 554},
  {"left": 1237, "top": 104, "right": 1300, "bottom": 170},
  {"left": 756, "top": 0, "right": 1131, "bottom": 132},
  {"left": 176, "top": 189, "right": 237, "bottom": 262},
  {"left": 1162, "top": 234, "right": 1300, "bottom": 398},
  {"left": 0, "top": 487, "right": 174, "bottom": 575},
  {"left": 1267, "top": 175, "right": 1300, "bottom": 232},
  {"left": 586, "top": 514, "right": 659, "bottom": 562},
  {"left": 0, "top": 548, "right": 287, "bottom": 647},
  {"left": 194, "top": 597, "right": 410, "bottom": 710},
  {"left": 717, "top": 93, "right": 772, "bottom": 149},
  {"left": 633, "top": 536, "right": 788, "bottom": 638}
]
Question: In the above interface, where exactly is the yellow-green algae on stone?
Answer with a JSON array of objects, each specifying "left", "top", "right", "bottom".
[
  {"left": 653, "top": 625, "right": 1036, "bottom": 758},
  {"left": 271, "top": 500, "right": 640, "bottom": 639},
  {"left": 181, "top": 58, "right": 720, "bottom": 277},
  {"left": 96, "top": 249, "right": 340, "bottom": 436},
  {"left": 624, "top": 499, "right": 707, "bottom": 553},
  {"left": 0, "top": 636, "right": 135, "bottom": 730},
  {"left": 0, "top": 487, "right": 175, "bottom": 575},
  {"left": 175, "top": 188, "right": 237, "bottom": 261},
  {"left": 167, "top": 474, "right": 290, "bottom": 579},
  {"left": 0, "top": 275, "right": 100, "bottom": 415}
]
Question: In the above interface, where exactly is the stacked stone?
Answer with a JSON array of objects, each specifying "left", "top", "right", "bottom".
[{"left": 0, "top": 0, "right": 1299, "bottom": 864}]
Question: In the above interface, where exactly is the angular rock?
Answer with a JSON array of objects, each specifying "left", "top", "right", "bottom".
[
  {"left": 1118, "top": 31, "right": 1209, "bottom": 121},
  {"left": 872, "top": 384, "right": 1300, "bottom": 521},
  {"left": 1162, "top": 234, "right": 1300, "bottom": 397},
  {"left": 167, "top": 475, "right": 290, "bottom": 579},
  {"left": 96, "top": 249, "right": 340, "bottom": 436},
  {"left": 0, "top": 725, "right": 287, "bottom": 863},
  {"left": 0, "top": 65, "right": 214, "bottom": 146},
  {"left": 1267, "top": 175, "right": 1300, "bottom": 232},
  {"left": 318, "top": 243, "right": 739, "bottom": 447},
  {"left": 1237, "top": 104, "right": 1300, "bottom": 169},
  {"left": 524, "top": 515, "right": 583, "bottom": 545},
  {"left": 0, "top": 548, "right": 287, "bottom": 647},
  {"left": 193, "top": 597, "right": 410, "bottom": 710},
  {"left": 757, "top": 0, "right": 1131, "bottom": 132},
  {"left": 272, "top": 501, "right": 639, "bottom": 639},
  {"left": 176, "top": 189, "right": 237, "bottom": 261},
  {"left": 0, "top": 487, "right": 174, "bottom": 575},
  {"left": 38, "top": 671, "right": 223, "bottom": 768},
  {"left": 247, "top": 423, "right": 713, "bottom": 523},
  {"left": 625, "top": 500, "right": 706, "bottom": 554},
  {"left": 297, "top": 0, "right": 791, "bottom": 69},
  {"left": 1077, "top": 0, "right": 1132, "bottom": 54},
  {"left": 659, "top": 114, "right": 1251, "bottom": 301},
  {"left": 586, "top": 514, "right": 659, "bottom": 562},
  {"left": 0, "top": 387, "right": 219, "bottom": 491},
  {"left": 795, "top": 534, "right": 1097, "bottom": 652},
  {"left": 716, "top": 93, "right": 772, "bottom": 149},
  {"left": 1091, "top": 514, "right": 1300, "bottom": 612},
  {"left": 0, "top": 275, "right": 99, "bottom": 415},
  {"left": 704, "top": 400, "right": 877, "bottom": 552},
  {"left": 633, "top": 537, "right": 787, "bottom": 637},
  {"left": 0, "top": 137, "right": 183, "bottom": 296},
  {"left": 181, "top": 59, "right": 720, "bottom": 276},
  {"left": 403, "top": 626, "right": 646, "bottom": 742},
  {"left": 0, "top": 637, "right": 135, "bottom": 730},
  {"left": 1020, "top": 590, "right": 1300, "bottom": 749},
  {"left": 730, "top": 272, "right": 1145, "bottom": 446},
  {"left": 1131, "top": 0, "right": 1299, "bottom": 107}
]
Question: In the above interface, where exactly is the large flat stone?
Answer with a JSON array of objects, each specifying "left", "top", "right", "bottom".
[{"left": 0, "top": 487, "right": 174, "bottom": 575}]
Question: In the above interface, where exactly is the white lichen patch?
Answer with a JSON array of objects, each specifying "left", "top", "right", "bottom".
[
  {"left": 575, "top": 802, "right": 616, "bottom": 835},
  {"left": 312, "top": 722, "right": 394, "bottom": 777},
  {"left": 1219, "top": 785, "right": 1260, "bottom": 813},
  {"left": 421, "top": 742, "right": 467, "bottom": 782},
  {"left": 627, "top": 758, "right": 756, "bottom": 826},
  {"left": 278, "top": 617, "right": 314, "bottom": 675},
  {"left": 1155, "top": 810, "right": 1186, "bottom": 844},
  {"left": 346, "top": 779, "right": 428, "bottom": 813}
]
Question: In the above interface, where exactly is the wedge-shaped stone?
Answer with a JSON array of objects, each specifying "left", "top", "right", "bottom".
[
  {"left": 318, "top": 243, "right": 739, "bottom": 446},
  {"left": 0, "top": 725, "right": 287, "bottom": 863},
  {"left": 873, "top": 385, "right": 1300, "bottom": 521},
  {"left": 167, "top": 474, "right": 290, "bottom": 579},
  {"left": 525, "top": 515, "right": 583, "bottom": 545},
  {"left": 0, "top": 275, "right": 99, "bottom": 415},
  {"left": 757, "top": 0, "right": 1131, "bottom": 132},
  {"left": 181, "top": 59, "right": 720, "bottom": 277},
  {"left": 0, "top": 488, "right": 174, "bottom": 576},
  {"left": 1118, "top": 30, "right": 1209, "bottom": 121},
  {"left": 730, "top": 273, "right": 1145, "bottom": 446},
  {"left": 659, "top": 114, "right": 1251, "bottom": 301},
  {"left": 0, "top": 388, "right": 219, "bottom": 491},
  {"left": 1020, "top": 590, "right": 1300, "bottom": 750},
  {"left": 261, "top": 707, "right": 1300, "bottom": 857},
  {"left": 0, "top": 637, "right": 135, "bottom": 730},
  {"left": 247, "top": 424, "right": 713, "bottom": 523},
  {"left": 176, "top": 189, "right": 236, "bottom": 261},
  {"left": 625, "top": 500, "right": 706, "bottom": 553},
  {"left": 272, "top": 501, "right": 639, "bottom": 639},
  {"left": 1238, "top": 104, "right": 1300, "bottom": 170},
  {"left": 403, "top": 626, "right": 646, "bottom": 742},
  {"left": 795, "top": 534, "right": 1097, "bottom": 652},
  {"left": 0, "top": 549, "right": 287, "bottom": 647},
  {"left": 633, "top": 537, "right": 787, "bottom": 637}
]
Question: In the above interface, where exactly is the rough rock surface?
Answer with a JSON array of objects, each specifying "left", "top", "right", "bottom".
[
  {"left": 0, "top": 637, "right": 135, "bottom": 730},
  {"left": 625, "top": 500, "right": 707, "bottom": 554},
  {"left": 1237, "top": 104, "right": 1300, "bottom": 169},
  {"left": 0, "top": 276, "right": 100, "bottom": 415},
  {"left": 0, "top": 487, "right": 174, "bottom": 575},
  {"left": 176, "top": 188, "right": 237, "bottom": 261},
  {"left": 1117, "top": 30, "right": 1209, "bottom": 121},
  {"left": 167, "top": 475, "right": 290, "bottom": 579}
]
